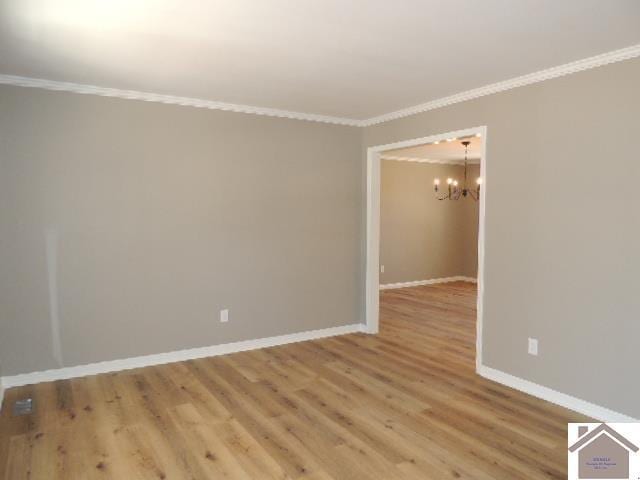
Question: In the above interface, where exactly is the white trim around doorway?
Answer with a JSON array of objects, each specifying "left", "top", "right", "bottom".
[{"left": 365, "top": 126, "right": 488, "bottom": 372}]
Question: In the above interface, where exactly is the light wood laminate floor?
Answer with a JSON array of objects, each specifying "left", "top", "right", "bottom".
[{"left": 0, "top": 282, "right": 588, "bottom": 479}]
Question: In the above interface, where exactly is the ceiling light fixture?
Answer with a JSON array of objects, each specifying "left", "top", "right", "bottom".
[{"left": 433, "top": 140, "right": 480, "bottom": 201}]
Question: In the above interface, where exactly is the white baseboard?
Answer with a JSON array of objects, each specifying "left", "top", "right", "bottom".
[
  {"left": 1, "top": 323, "right": 366, "bottom": 389},
  {"left": 477, "top": 365, "right": 638, "bottom": 423},
  {"left": 0, "top": 379, "right": 4, "bottom": 412},
  {"left": 380, "top": 275, "right": 477, "bottom": 290}
]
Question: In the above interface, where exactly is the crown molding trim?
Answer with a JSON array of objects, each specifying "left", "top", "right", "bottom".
[
  {"left": 1, "top": 44, "right": 638, "bottom": 128},
  {"left": 360, "top": 44, "right": 640, "bottom": 126},
  {"left": 381, "top": 154, "right": 480, "bottom": 165},
  {"left": 0, "top": 74, "right": 362, "bottom": 127}
]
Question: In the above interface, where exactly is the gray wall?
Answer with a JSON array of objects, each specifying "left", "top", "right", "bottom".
[
  {"left": 0, "top": 85, "right": 362, "bottom": 375},
  {"left": 364, "top": 57, "right": 640, "bottom": 418},
  {"left": 2, "top": 56, "right": 638, "bottom": 419},
  {"left": 380, "top": 160, "right": 478, "bottom": 284}
]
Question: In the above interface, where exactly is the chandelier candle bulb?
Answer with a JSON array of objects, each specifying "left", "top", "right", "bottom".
[{"left": 434, "top": 178, "right": 440, "bottom": 193}]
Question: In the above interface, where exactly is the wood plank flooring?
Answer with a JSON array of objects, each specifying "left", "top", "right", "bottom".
[{"left": 0, "top": 282, "right": 588, "bottom": 479}]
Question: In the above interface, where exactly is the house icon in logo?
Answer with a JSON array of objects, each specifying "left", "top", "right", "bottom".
[{"left": 569, "top": 424, "right": 639, "bottom": 479}]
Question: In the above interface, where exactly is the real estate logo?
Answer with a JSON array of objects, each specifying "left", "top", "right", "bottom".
[{"left": 569, "top": 423, "right": 640, "bottom": 479}]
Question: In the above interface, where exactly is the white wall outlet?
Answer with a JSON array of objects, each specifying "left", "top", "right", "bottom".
[
  {"left": 380, "top": 265, "right": 385, "bottom": 273},
  {"left": 528, "top": 338, "right": 538, "bottom": 356},
  {"left": 220, "top": 308, "right": 229, "bottom": 323}
]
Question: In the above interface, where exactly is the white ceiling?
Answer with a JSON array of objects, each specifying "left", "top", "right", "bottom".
[
  {"left": 383, "top": 136, "right": 482, "bottom": 163},
  {"left": 1, "top": 0, "right": 639, "bottom": 120}
]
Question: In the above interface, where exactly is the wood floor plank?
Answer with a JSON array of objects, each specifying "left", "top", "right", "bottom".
[
  {"left": 0, "top": 282, "right": 582, "bottom": 479},
  {"left": 210, "top": 419, "right": 292, "bottom": 480}
]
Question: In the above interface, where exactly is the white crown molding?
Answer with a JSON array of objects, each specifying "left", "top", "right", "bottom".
[
  {"left": 1, "top": 44, "right": 638, "bottom": 127},
  {"left": 381, "top": 154, "right": 480, "bottom": 165},
  {"left": 380, "top": 276, "right": 477, "bottom": 290},
  {"left": 478, "top": 365, "right": 639, "bottom": 423},
  {"left": 0, "top": 74, "right": 362, "bottom": 127},
  {"left": 361, "top": 44, "right": 640, "bottom": 126},
  {"left": 1, "top": 323, "right": 366, "bottom": 388}
]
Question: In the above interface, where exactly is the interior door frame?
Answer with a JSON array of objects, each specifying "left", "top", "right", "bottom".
[{"left": 365, "top": 125, "right": 488, "bottom": 372}]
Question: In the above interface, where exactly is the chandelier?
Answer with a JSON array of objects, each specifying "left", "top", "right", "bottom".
[{"left": 433, "top": 140, "right": 481, "bottom": 201}]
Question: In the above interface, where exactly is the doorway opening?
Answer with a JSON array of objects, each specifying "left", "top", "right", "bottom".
[{"left": 365, "top": 126, "right": 486, "bottom": 371}]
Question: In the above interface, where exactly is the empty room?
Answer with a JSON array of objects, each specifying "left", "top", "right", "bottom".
[{"left": 1, "top": 1, "right": 639, "bottom": 479}]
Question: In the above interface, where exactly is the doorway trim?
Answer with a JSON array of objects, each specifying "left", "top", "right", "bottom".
[{"left": 365, "top": 125, "right": 488, "bottom": 372}]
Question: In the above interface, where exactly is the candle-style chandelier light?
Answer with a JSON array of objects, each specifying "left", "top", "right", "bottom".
[{"left": 433, "top": 140, "right": 481, "bottom": 201}]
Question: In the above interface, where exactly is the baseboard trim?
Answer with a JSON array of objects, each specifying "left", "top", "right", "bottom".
[
  {"left": 0, "top": 379, "right": 4, "bottom": 412},
  {"left": 1, "top": 323, "right": 366, "bottom": 389},
  {"left": 478, "top": 365, "right": 638, "bottom": 423},
  {"left": 380, "top": 276, "right": 477, "bottom": 290}
]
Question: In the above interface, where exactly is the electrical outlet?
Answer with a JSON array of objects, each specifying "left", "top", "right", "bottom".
[
  {"left": 528, "top": 338, "right": 538, "bottom": 356},
  {"left": 220, "top": 308, "right": 229, "bottom": 323},
  {"left": 380, "top": 265, "right": 385, "bottom": 273}
]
